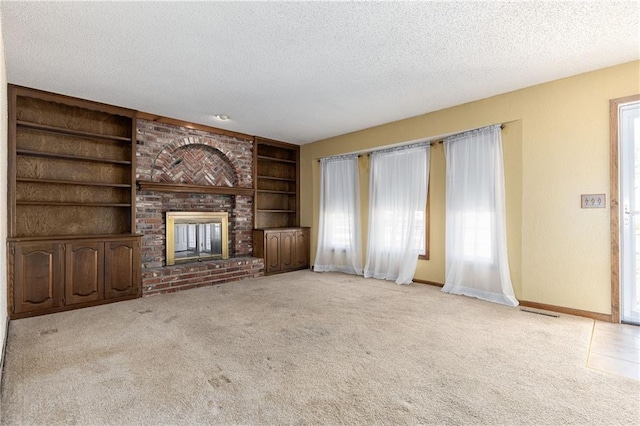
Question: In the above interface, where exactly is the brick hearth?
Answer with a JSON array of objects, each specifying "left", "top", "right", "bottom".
[
  {"left": 136, "top": 119, "right": 264, "bottom": 296},
  {"left": 142, "top": 258, "right": 264, "bottom": 296}
]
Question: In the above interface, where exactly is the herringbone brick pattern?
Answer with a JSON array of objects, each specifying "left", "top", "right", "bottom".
[{"left": 154, "top": 144, "right": 237, "bottom": 187}]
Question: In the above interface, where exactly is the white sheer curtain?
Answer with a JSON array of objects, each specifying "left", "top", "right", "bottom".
[
  {"left": 314, "top": 155, "right": 363, "bottom": 275},
  {"left": 364, "top": 144, "right": 429, "bottom": 284},
  {"left": 441, "top": 125, "right": 518, "bottom": 306}
]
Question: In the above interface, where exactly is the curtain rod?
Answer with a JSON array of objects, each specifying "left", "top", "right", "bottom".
[
  {"left": 316, "top": 123, "right": 505, "bottom": 161},
  {"left": 437, "top": 124, "right": 504, "bottom": 144}
]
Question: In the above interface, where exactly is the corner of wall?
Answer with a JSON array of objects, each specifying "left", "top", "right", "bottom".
[{"left": 0, "top": 10, "right": 10, "bottom": 385}]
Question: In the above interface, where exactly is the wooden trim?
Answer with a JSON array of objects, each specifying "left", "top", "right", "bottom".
[
  {"left": 255, "top": 136, "right": 300, "bottom": 149},
  {"left": 413, "top": 278, "right": 613, "bottom": 322},
  {"left": 137, "top": 180, "right": 255, "bottom": 196},
  {"left": 519, "top": 300, "right": 612, "bottom": 322},
  {"left": 8, "top": 234, "right": 143, "bottom": 243},
  {"left": 17, "top": 121, "right": 132, "bottom": 142},
  {"left": 130, "top": 114, "right": 138, "bottom": 234},
  {"left": 16, "top": 149, "right": 132, "bottom": 165},
  {"left": 8, "top": 85, "right": 17, "bottom": 238},
  {"left": 610, "top": 94, "right": 640, "bottom": 324},
  {"left": 9, "top": 84, "right": 135, "bottom": 117},
  {"left": 257, "top": 155, "right": 297, "bottom": 164},
  {"left": 136, "top": 111, "right": 253, "bottom": 141},
  {"left": 413, "top": 278, "right": 444, "bottom": 287},
  {"left": 418, "top": 178, "right": 431, "bottom": 260},
  {"left": 295, "top": 145, "right": 301, "bottom": 227},
  {"left": 253, "top": 137, "right": 258, "bottom": 229},
  {"left": 16, "top": 178, "right": 131, "bottom": 188},
  {"left": 16, "top": 201, "right": 131, "bottom": 207}
]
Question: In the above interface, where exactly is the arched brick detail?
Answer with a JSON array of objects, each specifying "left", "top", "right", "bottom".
[
  {"left": 151, "top": 143, "right": 238, "bottom": 186},
  {"left": 150, "top": 136, "right": 250, "bottom": 187}
]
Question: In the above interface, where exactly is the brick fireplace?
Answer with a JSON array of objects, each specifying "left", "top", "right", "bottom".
[{"left": 135, "top": 119, "right": 264, "bottom": 296}]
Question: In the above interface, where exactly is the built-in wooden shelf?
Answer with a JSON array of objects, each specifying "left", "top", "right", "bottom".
[
  {"left": 17, "top": 120, "right": 132, "bottom": 143},
  {"left": 254, "top": 137, "right": 300, "bottom": 229},
  {"left": 9, "top": 85, "right": 141, "bottom": 319},
  {"left": 16, "top": 201, "right": 131, "bottom": 207},
  {"left": 137, "top": 180, "right": 255, "bottom": 196},
  {"left": 257, "top": 155, "right": 297, "bottom": 164},
  {"left": 8, "top": 233, "right": 142, "bottom": 243},
  {"left": 256, "top": 175, "right": 297, "bottom": 182},
  {"left": 258, "top": 189, "right": 297, "bottom": 195},
  {"left": 17, "top": 178, "right": 131, "bottom": 188},
  {"left": 16, "top": 149, "right": 132, "bottom": 165}
]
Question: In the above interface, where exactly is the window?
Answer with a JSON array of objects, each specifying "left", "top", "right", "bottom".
[
  {"left": 461, "top": 211, "right": 493, "bottom": 262},
  {"left": 314, "top": 155, "right": 362, "bottom": 274}
]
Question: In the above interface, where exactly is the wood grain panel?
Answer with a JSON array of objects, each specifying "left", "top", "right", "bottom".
[
  {"left": 104, "top": 240, "right": 140, "bottom": 298},
  {"left": 280, "top": 231, "right": 295, "bottom": 270},
  {"left": 16, "top": 156, "right": 130, "bottom": 183},
  {"left": 257, "top": 192, "right": 295, "bottom": 210},
  {"left": 17, "top": 128, "right": 130, "bottom": 160},
  {"left": 266, "top": 233, "right": 281, "bottom": 273},
  {"left": 610, "top": 94, "right": 640, "bottom": 323},
  {"left": 16, "top": 183, "right": 130, "bottom": 204},
  {"left": 13, "top": 242, "right": 63, "bottom": 313},
  {"left": 257, "top": 161, "right": 296, "bottom": 180},
  {"left": 256, "top": 178, "right": 295, "bottom": 193},
  {"left": 16, "top": 96, "right": 131, "bottom": 138},
  {"left": 65, "top": 242, "right": 104, "bottom": 304},
  {"left": 256, "top": 211, "right": 296, "bottom": 228},
  {"left": 16, "top": 206, "right": 130, "bottom": 237},
  {"left": 257, "top": 144, "right": 297, "bottom": 161},
  {"left": 295, "top": 229, "right": 309, "bottom": 269}
]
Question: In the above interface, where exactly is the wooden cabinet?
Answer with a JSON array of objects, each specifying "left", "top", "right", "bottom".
[
  {"left": 295, "top": 229, "right": 309, "bottom": 269},
  {"left": 7, "top": 85, "right": 141, "bottom": 318},
  {"left": 253, "top": 228, "right": 310, "bottom": 275},
  {"left": 104, "top": 239, "right": 140, "bottom": 299},
  {"left": 254, "top": 137, "right": 300, "bottom": 228},
  {"left": 65, "top": 241, "right": 104, "bottom": 305},
  {"left": 9, "top": 236, "right": 141, "bottom": 318},
  {"left": 12, "top": 242, "right": 64, "bottom": 314}
]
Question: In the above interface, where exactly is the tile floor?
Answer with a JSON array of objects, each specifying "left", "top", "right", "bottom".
[{"left": 587, "top": 321, "right": 640, "bottom": 381}]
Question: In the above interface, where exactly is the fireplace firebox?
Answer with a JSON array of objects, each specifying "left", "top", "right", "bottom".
[{"left": 165, "top": 212, "right": 229, "bottom": 265}]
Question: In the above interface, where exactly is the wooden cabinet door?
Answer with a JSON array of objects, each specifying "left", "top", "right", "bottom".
[
  {"left": 295, "top": 229, "right": 309, "bottom": 269},
  {"left": 104, "top": 239, "right": 140, "bottom": 299},
  {"left": 65, "top": 242, "right": 104, "bottom": 305},
  {"left": 12, "top": 242, "right": 63, "bottom": 314},
  {"left": 265, "top": 232, "right": 281, "bottom": 273},
  {"left": 280, "top": 231, "right": 296, "bottom": 271}
]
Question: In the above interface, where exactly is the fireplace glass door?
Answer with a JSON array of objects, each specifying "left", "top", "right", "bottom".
[
  {"left": 166, "top": 212, "right": 229, "bottom": 265},
  {"left": 174, "top": 222, "right": 223, "bottom": 261}
]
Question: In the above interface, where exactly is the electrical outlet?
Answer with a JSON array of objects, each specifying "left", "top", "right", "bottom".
[{"left": 581, "top": 194, "right": 606, "bottom": 208}]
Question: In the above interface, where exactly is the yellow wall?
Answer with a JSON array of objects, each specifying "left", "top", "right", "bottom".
[{"left": 300, "top": 60, "right": 640, "bottom": 315}]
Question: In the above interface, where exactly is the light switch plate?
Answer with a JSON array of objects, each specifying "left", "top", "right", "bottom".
[{"left": 581, "top": 194, "right": 606, "bottom": 208}]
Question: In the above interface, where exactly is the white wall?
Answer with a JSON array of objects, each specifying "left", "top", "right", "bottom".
[{"left": 0, "top": 10, "right": 9, "bottom": 381}]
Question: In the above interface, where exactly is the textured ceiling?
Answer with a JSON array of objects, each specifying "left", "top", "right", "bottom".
[{"left": 2, "top": 1, "right": 639, "bottom": 144}]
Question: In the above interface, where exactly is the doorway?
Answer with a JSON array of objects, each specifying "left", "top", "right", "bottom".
[{"left": 612, "top": 95, "right": 640, "bottom": 324}]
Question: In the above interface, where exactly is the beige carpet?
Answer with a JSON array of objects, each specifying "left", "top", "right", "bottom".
[{"left": 1, "top": 271, "right": 639, "bottom": 425}]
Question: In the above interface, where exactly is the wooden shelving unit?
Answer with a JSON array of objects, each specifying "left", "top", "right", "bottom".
[
  {"left": 254, "top": 137, "right": 300, "bottom": 229},
  {"left": 7, "top": 85, "right": 142, "bottom": 318},
  {"left": 253, "top": 137, "right": 309, "bottom": 274}
]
